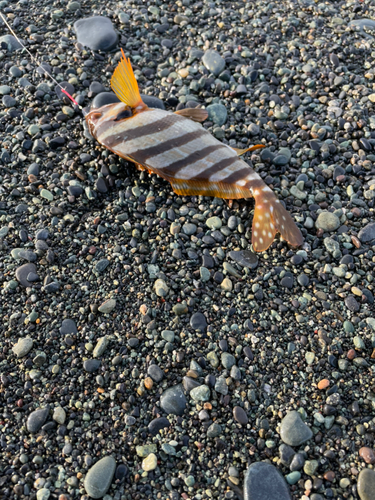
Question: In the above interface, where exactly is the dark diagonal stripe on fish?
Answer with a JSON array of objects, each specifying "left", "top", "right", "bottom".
[
  {"left": 133, "top": 130, "right": 204, "bottom": 164},
  {"left": 102, "top": 114, "right": 184, "bottom": 148},
  {"left": 163, "top": 144, "right": 228, "bottom": 176},
  {"left": 193, "top": 156, "right": 239, "bottom": 180}
]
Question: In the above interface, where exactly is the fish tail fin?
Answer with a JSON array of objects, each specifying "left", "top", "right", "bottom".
[
  {"left": 111, "top": 48, "right": 146, "bottom": 109},
  {"left": 252, "top": 188, "right": 303, "bottom": 252}
]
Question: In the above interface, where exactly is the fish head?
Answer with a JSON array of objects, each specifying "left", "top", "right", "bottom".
[{"left": 85, "top": 102, "right": 133, "bottom": 138}]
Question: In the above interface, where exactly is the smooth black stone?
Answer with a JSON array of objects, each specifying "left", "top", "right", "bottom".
[
  {"left": 115, "top": 464, "right": 129, "bottom": 481},
  {"left": 202, "top": 255, "right": 214, "bottom": 269},
  {"left": 91, "top": 91, "right": 165, "bottom": 110},
  {"left": 297, "top": 274, "right": 309, "bottom": 287},
  {"left": 27, "top": 272, "right": 39, "bottom": 282},
  {"left": 89, "top": 81, "right": 106, "bottom": 94},
  {"left": 228, "top": 250, "right": 258, "bottom": 269},
  {"left": 147, "top": 365, "right": 164, "bottom": 382},
  {"left": 281, "top": 276, "right": 294, "bottom": 288},
  {"left": 127, "top": 338, "right": 139, "bottom": 348},
  {"left": 213, "top": 271, "right": 224, "bottom": 283},
  {"left": 290, "top": 255, "right": 303, "bottom": 265},
  {"left": 358, "top": 223, "right": 375, "bottom": 243},
  {"left": 219, "top": 339, "right": 228, "bottom": 352},
  {"left": 27, "top": 408, "right": 49, "bottom": 433},
  {"left": 60, "top": 319, "right": 77, "bottom": 335},
  {"left": 243, "top": 346, "right": 254, "bottom": 360},
  {"left": 35, "top": 229, "right": 49, "bottom": 240},
  {"left": 44, "top": 282, "right": 60, "bottom": 293},
  {"left": 190, "top": 312, "right": 207, "bottom": 331},
  {"left": 49, "top": 137, "right": 65, "bottom": 149},
  {"left": 345, "top": 295, "right": 360, "bottom": 312},
  {"left": 279, "top": 444, "right": 295, "bottom": 467},
  {"left": 290, "top": 453, "right": 305, "bottom": 471},
  {"left": 83, "top": 359, "right": 101, "bottom": 373},
  {"left": 148, "top": 417, "right": 170, "bottom": 436},
  {"left": 67, "top": 185, "right": 83, "bottom": 197},
  {"left": 244, "top": 462, "right": 291, "bottom": 500},
  {"left": 95, "top": 177, "right": 108, "bottom": 193}
]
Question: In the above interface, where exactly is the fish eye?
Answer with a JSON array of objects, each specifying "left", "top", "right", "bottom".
[{"left": 114, "top": 109, "right": 132, "bottom": 121}]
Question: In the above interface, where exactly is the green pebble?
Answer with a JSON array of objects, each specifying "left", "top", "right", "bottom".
[
  {"left": 304, "top": 460, "right": 319, "bottom": 476},
  {"left": 206, "top": 216, "right": 222, "bottom": 229},
  {"left": 353, "top": 336, "right": 365, "bottom": 349},
  {"left": 40, "top": 189, "right": 54, "bottom": 201},
  {"left": 286, "top": 471, "right": 301, "bottom": 485},
  {"left": 28, "top": 124, "right": 40, "bottom": 136},
  {"left": 343, "top": 320, "right": 354, "bottom": 333},
  {"left": 28, "top": 311, "right": 38, "bottom": 322},
  {"left": 185, "top": 475, "right": 195, "bottom": 487},
  {"left": 200, "top": 266, "right": 211, "bottom": 282}
]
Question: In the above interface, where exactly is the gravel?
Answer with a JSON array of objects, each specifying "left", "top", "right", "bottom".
[{"left": 1, "top": 0, "right": 375, "bottom": 498}]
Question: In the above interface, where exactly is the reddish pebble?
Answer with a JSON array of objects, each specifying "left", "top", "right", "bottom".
[
  {"left": 359, "top": 447, "right": 375, "bottom": 464},
  {"left": 347, "top": 349, "right": 356, "bottom": 360},
  {"left": 144, "top": 377, "right": 153, "bottom": 390},
  {"left": 324, "top": 471, "right": 335, "bottom": 482},
  {"left": 16, "top": 399, "right": 23, "bottom": 408},
  {"left": 351, "top": 235, "right": 361, "bottom": 249},
  {"left": 352, "top": 207, "right": 362, "bottom": 217},
  {"left": 317, "top": 379, "right": 330, "bottom": 390},
  {"left": 88, "top": 246, "right": 97, "bottom": 255}
]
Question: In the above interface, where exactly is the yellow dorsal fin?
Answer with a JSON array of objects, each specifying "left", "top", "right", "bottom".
[
  {"left": 232, "top": 144, "right": 265, "bottom": 156},
  {"left": 111, "top": 48, "right": 145, "bottom": 109}
]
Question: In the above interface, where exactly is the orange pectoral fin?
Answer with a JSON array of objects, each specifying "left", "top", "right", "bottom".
[{"left": 111, "top": 48, "right": 146, "bottom": 110}]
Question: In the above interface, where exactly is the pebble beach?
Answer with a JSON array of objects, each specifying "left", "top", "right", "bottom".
[{"left": 1, "top": 0, "right": 375, "bottom": 499}]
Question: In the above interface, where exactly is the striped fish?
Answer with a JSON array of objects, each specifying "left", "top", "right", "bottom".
[{"left": 86, "top": 49, "right": 303, "bottom": 252}]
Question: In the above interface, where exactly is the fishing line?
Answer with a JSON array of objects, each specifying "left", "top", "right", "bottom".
[{"left": 0, "top": 10, "right": 84, "bottom": 111}]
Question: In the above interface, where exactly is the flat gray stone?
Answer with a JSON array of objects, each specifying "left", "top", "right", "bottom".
[
  {"left": 244, "top": 462, "right": 291, "bottom": 500},
  {"left": 358, "top": 222, "right": 375, "bottom": 243},
  {"left": 358, "top": 468, "right": 375, "bottom": 500},
  {"left": 228, "top": 250, "right": 258, "bottom": 269},
  {"left": 15, "top": 263, "right": 37, "bottom": 287},
  {"left": 202, "top": 49, "right": 225, "bottom": 75},
  {"left": 12, "top": 338, "right": 33, "bottom": 358},
  {"left": 0, "top": 34, "right": 23, "bottom": 51},
  {"left": 207, "top": 103, "right": 227, "bottom": 126},
  {"left": 315, "top": 212, "right": 340, "bottom": 232},
  {"left": 160, "top": 384, "right": 187, "bottom": 416},
  {"left": 27, "top": 408, "right": 49, "bottom": 433},
  {"left": 280, "top": 411, "right": 313, "bottom": 447},
  {"left": 84, "top": 456, "right": 116, "bottom": 498},
  {"left": 60, "top": 319, "right": 77, "bottom": 335},
  {"left": 74, "top": 16, "right": 118, "bottom": 52}
]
